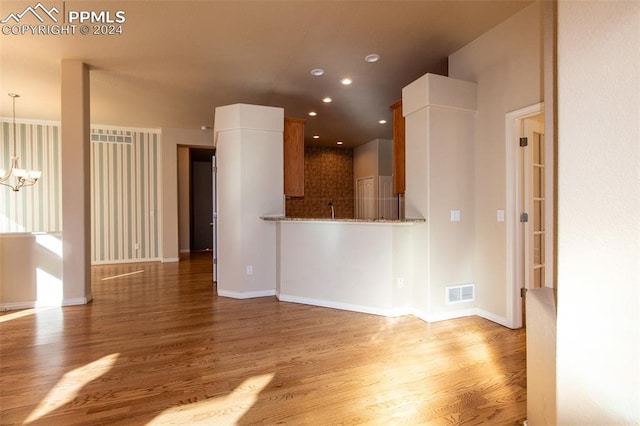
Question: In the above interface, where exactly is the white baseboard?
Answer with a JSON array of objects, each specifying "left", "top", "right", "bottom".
[
  {"left": 1, "top": 296, "right": 92, "bottom": 311},
  {"left": 217, "top": 289, "right": 276, "bottom": 299},
  {"left": 410, "top": 307, "right": 476, "bottom": 323},
  {"left": 62, "top": 296, "right": 92, "bottom": 306},
  {"left": 0, "top": 301, "right": 36, "bottom": 311},
  {"left": 475, "top": 308, "right": 510, "bottom": 328},
  {"left": 92, "top": 258, "right": 162, "bottom": 266},
  {"left": 161, "top": 257, "right": 180, "bottom": 263},
  {"left": 277, "top": 293, "right": 410, "bottom": 317},
  {"left": 410, "top": 307, "right": 510, "bottom": 327}
]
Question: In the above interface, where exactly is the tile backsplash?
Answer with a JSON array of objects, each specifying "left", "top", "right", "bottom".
[{"left": 285, "top": 146, "right": 354, "bottom": 219}]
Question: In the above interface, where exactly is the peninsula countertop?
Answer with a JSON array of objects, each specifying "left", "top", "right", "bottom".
[{"left": 260, "top": 215, "right": 425, "bottom": 224}]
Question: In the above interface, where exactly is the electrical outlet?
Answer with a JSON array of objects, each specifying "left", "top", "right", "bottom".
[
  {"left": 397, "top": 278, "right": 405, "bottom": 289},
  {"left": 246, "top": 265, "right": 253, "bottom": 275}
]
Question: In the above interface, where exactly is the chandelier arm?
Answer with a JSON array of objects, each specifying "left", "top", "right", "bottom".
[{"left": 0, "top": 180, "right": 20, "bottom": 192}]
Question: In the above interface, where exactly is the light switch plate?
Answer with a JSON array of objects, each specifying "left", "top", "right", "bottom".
[
  {"left": 497, "top": 210, "right": 505, "bottom": 222},
  {"left": 450, "top": 210, "right": 461, "bottom": 222}
]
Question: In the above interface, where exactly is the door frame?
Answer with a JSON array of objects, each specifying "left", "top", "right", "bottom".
[
  {"left": 505, "top": 102, "right": 552, "bottom": 329},
  {"left": 189, "top": 148, "right": 216, "bottom": 251},
  {"left": 212, "top": 154, "right": 217, "bottom": 283}
]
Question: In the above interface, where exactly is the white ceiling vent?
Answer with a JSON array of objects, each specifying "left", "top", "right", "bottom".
[{"left": 446, "top": 284, "right": 475, "bottom": 304}]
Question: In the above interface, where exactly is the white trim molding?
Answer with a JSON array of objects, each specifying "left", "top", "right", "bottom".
[
  {"left": 505, "top": 102, "right": 545, "bottom": 329},
  {"left": 277, "top": 293, "right": 410, "bottom": 318},
  {"left": 217, "top": 289, "right": 276, "bottom": 299},
  {"left": 62, "top": 296, "right": 92, "bottom": 306}
]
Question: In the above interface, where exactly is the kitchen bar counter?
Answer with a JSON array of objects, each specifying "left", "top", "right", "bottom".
[
  {"left": 261, "top": 215, "right": 425, "bottom": 224},
  {"left": 269, "top": 216, "right": 425, "bottom": 316}
]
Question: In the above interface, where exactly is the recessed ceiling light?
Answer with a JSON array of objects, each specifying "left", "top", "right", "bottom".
[
  {"left": 341, "top": 78, "right": 352, "bottom": 85},
  {"left": 323, "top": 97, "right": 332, "bottom": 103},
  {"left": 378, "top": 119, "right": 387, "bottom": 124},
  {"left": 309, "top": 111, "right": 317, "bottom": 116},
  {"left": 336, "top": 141, "right": 343, "bottom": 145},
  {"left": 365, "top": 54, "right": 380, "bottom": 63},
  {"left": 310, "top": 68, "right": 325, "bottom": 76},
  {"left": 313, "top": 135, "right": 320, "bottom": 139}
]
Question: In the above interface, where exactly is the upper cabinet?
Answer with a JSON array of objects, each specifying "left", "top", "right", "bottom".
[
  {"left": 283, "top": 117, "right": 305, "bottom": 197},
  {"left": 390, "top": 100, "right": 405, "bottom": 194}
]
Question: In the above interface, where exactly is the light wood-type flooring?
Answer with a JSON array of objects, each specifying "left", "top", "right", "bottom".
[{"left": 1, "top": 253, "right": 526, "bottom": 425}]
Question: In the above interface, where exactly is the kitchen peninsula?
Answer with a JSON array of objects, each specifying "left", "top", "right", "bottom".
[
  {"left": 214, "top": 73, "right": 478, "bottom": 324},
  {"left": 264, "top": 216, "right": 425, "bottom": 316}
]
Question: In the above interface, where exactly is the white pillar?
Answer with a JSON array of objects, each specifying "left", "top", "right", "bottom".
[
  {"left": 402, "top": 73, "right": 477, "bottom": 320},
  {"left": 61, "top": 60, "right": 91, "bottom": 304},
  {"left": 214, "top": 104, "right": 284, "bottom": 297}
]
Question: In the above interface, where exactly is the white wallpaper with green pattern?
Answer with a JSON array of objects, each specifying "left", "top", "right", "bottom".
[
  {"left": 0, "top": 121, "right": 62, "bottom": 232},
  {"left": 0, "top": 121, "right": 161, "bottom": 264}
]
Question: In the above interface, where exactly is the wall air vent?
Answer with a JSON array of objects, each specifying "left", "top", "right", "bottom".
[
  {"left": 446, "top": 284, "right": 475, "bottom": 304},
  {"left": 90, "top": 133, "right": 133, "bottom": 144}
]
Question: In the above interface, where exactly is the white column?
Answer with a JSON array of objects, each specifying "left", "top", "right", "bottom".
[
  {"left": 214, "top": 104, "right": 284, "bottom": 297},
  {"left": 61, "top": 60, "right": 91, "bottom": 304},
  {"left": 402, "top": 73, "right": 477, "bottom": 320}
]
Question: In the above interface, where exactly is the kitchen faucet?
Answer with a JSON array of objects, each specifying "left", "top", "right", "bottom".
[{"left": 328, "top": 201, "right": 335, "bottom": 220}]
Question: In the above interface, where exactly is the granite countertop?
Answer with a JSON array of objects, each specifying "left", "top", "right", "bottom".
[{"left": 260, "top": 215, "right": 425, "bottom": 224}]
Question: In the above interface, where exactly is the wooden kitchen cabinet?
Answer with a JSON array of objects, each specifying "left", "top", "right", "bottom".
[
  {"left": 390, "top": 100, "right": 405, "bottom": 194},
  {"left": 284, "top": 117, "right": 305, "bottom": 197}
]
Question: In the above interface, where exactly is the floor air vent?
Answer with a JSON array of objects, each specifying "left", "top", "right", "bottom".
[{"left": 446, "top": 284, "right": 475, "bottom": 304}]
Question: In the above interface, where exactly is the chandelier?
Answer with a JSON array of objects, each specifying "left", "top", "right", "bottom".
[{"left": 0, "top": 93, "right": 41, "bottom": 191}]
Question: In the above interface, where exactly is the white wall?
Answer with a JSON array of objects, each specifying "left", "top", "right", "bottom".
[
  {"left": 214, "top": 104, "right": 284, "bottom": 297},
  {"left": 161, "top": 127, "right": 213, "bottom": 262},
  {"left": 378, "top": 138, "right": 392, "bottom": 177},
  {"left": 556, "top": 1, "right": 639, "bottom": 423},
  {"left": 448, "top": 2, "right": 543, "bottom": 318},
  {"left": 0, "top": 233, "right": 63, "bottom": 309},
  {"left": 354, "top": 139, "right": 379, "bottom": 180}
]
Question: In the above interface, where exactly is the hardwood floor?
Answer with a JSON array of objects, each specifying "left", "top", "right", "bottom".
[{"left": 0, "top": 253, "right": 526, "bottom": 425}]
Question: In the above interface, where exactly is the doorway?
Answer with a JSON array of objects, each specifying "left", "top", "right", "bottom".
[
  {"left": 523, "top": 115, "right": 546, "bottom": 290},
  {"left": 506, "top": 103, "right": 554, "bottom": 329},
  {"left": 190, "top": 148, "right": 216, "bottom": 252}
]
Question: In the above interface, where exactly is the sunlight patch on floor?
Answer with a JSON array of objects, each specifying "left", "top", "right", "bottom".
[
  {"left": 101, "top": 270, "right": 145, "bottom": 281},
  {"left": 460, "top": 329, "right": 499, "bottom": 376},
  {"left": 0, "top": 306, "right": 59, "bottom": 323},
  {"left": 148, "top": 373, "right": 275, "bottom": 425},
  {"left": 24, "top": 353, "right": 120, "bottom": 424},
  {"left": 0, "top": 308, "right": 36, "bottom": 323}
]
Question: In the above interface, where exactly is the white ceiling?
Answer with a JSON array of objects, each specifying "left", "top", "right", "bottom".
[{"left": 0, "top": 0, "right": 532, "bottom": 147}]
